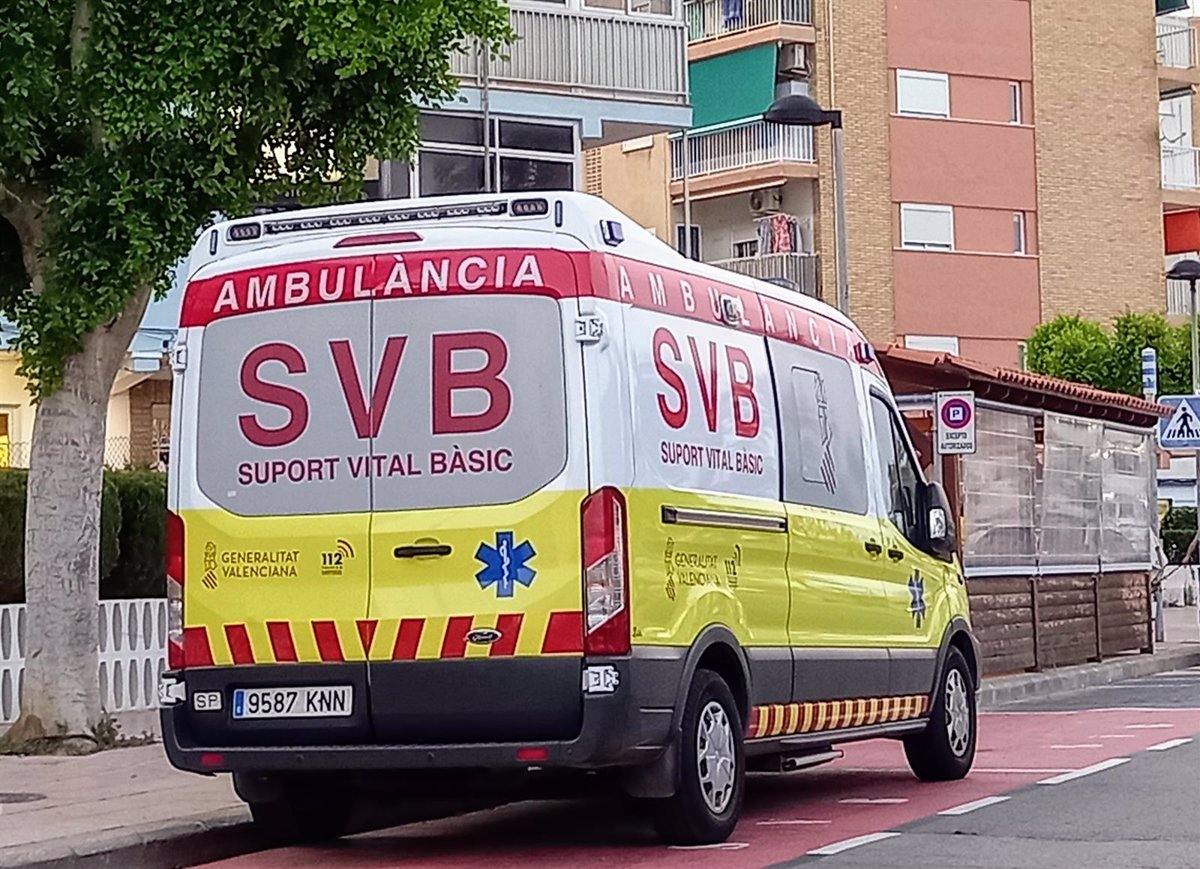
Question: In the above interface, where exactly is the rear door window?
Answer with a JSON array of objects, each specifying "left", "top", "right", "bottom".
[{"left": 196, "top": 294, "right": 568, "bottom": 516}]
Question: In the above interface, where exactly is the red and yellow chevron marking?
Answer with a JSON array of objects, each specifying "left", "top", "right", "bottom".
[
  {"left": 182, "top": 610, "right": 584, "bottom": 666},
  {"left": 746, "top": 694, "right": 931, "bottom": 740}
]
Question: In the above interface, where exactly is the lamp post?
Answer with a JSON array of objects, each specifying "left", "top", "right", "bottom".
[
  {"left": 765, "top": 93, "right": 848, "bottom": 315},
  {"left": 1166, "top": 258, "right": 1200, "bottom": 622}
]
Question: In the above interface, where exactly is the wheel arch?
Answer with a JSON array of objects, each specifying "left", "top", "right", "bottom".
[
  {"left": 934, "top": 618, "right": 981, "bottom": 694},
  {"left": 669, "top": 625, "right": 752, "bottom": 733}
]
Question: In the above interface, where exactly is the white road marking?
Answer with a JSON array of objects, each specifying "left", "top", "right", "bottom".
[
  {"left": 838, "top": 797, "right": 909, "bottom": 805},
  {"left": 757, "top": 819, "right": 832, "bottom": 826},
  {"left": 668, "top": 842, "right": 749, "bottom": 851},
  {"left": 839, "top": 767, "right": 1070, "bottom": 774},
  {"left": 938, "top": 796, "right": 1011, "bottom": 816},
  {"left": 808, "top": 832, "right": 901, "bottom": 856},
  {"left": 1092, "top": 734, "right": 1136, "bottom": 739},
  {"left": 1146, "top": 738, "right": 1193, "bottom": 752},
  {"left": 1125, "top": 723, "right": 1174, "bottom": 729},
  {"left": 1050, "top": 743, "right": 1104, "bottom": 749},
  {"left": 1038, "top": 758, "right": 1129, "bottom": 785}
]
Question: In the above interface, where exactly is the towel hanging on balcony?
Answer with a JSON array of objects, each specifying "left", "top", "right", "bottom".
[
  {"left": 722, "top": 0, "right": 744, "bottom": 28},
  {"left": 757, "top": 214, "right": 798, "bottom": 255}
]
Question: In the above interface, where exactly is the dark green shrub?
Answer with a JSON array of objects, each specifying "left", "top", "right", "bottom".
[
  {"left": 0, "top": 468, "right": 165, "bottom": 602},
  {"left": 106, "top": 470, "right": 166, "bottom": 599}
]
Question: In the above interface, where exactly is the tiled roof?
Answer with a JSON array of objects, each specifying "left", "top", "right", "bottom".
[{"left": 879, "top": 345, "right": 1172, "bottom": 424}]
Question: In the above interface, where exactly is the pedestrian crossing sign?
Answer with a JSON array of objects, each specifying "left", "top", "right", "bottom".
[{"left": 1158, "top": 395, "right": 1200, "bottom": 449}]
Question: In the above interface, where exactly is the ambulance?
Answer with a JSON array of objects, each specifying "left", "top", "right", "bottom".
[{"left": 159, "top": 192, "right": 979, "bottom": 845}]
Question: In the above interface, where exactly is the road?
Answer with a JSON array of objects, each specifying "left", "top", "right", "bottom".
[{"left": 198, "top": 667, "right": 1200, "bottom": 869}]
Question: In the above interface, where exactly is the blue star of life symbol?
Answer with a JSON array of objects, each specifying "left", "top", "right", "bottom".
[
  {"left": 475, "top": 531, "right": 537, "bottom": 598},
  {"left": 908, "top": 572, "right": 926, "bottom": 629}
]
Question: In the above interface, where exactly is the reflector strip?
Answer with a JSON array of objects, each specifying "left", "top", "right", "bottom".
[
  {"left": 441, "top": 616, "right": 474, "bottom": 659},
  {"left": 489, "top": 614, "right": 524, "bottom": 657},
  {"left": 747, "top": 694, "right": 930, "bottom": 739},
  {"left": 356, "top": 619, "right": 378, "bottom": 656},
  {"left": 183, "top": 626, "right": 215, "bottom": 667}
]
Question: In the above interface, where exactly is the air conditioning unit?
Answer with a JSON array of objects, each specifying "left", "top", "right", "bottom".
[
  {"left": 778, "top": 43, "right": 809, "bottom": 77},
  {"left": 749, "top": 188, "right": 784, "bottom": 215}
]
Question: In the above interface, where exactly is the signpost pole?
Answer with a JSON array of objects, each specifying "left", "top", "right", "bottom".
[
  {"left": 1144, "top": 347, "right": 1164, "bottom": 644},
  {"left": 1192, "top": 281, "right": 1200, "bottom": 628}
]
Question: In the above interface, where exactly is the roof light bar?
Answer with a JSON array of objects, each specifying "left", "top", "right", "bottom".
[{"left": 261, "top": 200, "right": 509, "bottom": 237}]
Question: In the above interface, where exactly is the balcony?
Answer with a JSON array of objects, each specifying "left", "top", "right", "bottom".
[
  {"left": 1167, "top": 277, "right": 1191, "bottom": 317},
  {"left": 710, "top": 252, "right": 819, "bottom": 295},
  {"left": 669, "top": 118, "right": 816, "bottom": 199},
  {"left": 685, "top": 0, "right": 812, "bottom": 46},
  {"left": 1162, "top": 144, "right": 1200, "bottom": 208},
  {"left": 451, "top": 4, "right": 689, "bottom": 106},
  {"left": 1158, "top": 18, "right": 1200, "bottom": 92}
]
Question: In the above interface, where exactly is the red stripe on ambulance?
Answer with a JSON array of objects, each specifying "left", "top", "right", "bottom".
[
  {"left": 183, "top": 626, "right": 215, "bottom": 667},
  {"left": 489, "top": 614, "right": 524, "bottom": 657},
  {"left": 312, "top": 621, "right": 345, "bottom": 662},
  {"left": 441, "top": 616, "right": 474, "bottom": 659},
  {"left": 356, "top": 619, "right": 378, "bottom": 656},
  {"left": 266, "top": 621, "right": 298, "bottom": 662},
  {"left": 541, "top": 611, "right": 584, "bottom": 654},
  {"left": 224, "top": 624, "right": 255, "bottom": 665},
  {"left": 392, "top": 619, "right": 425, "bottom": 660}
]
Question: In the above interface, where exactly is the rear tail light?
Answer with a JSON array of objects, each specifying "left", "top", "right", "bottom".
[
  {"left": 581, "top": 487, "right": 630, "bottom": 656},
  {"left": 166, "top": 511, "right": 185, "bottom": 670}
]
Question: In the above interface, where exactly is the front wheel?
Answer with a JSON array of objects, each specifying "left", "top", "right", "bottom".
[
  {"left": 903, "top": 647, "right": 976, "bottom": 781},
  {"left": 649, "top": 669, "right": 745, "bottom": 845}
]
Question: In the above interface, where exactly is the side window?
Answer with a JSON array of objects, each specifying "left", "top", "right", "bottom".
[
  {"left": 771, "top": 340, "right": 868, "bottom": 514},
  {"left": 870, "top": 394, "right": 923, "bottom": 541}
]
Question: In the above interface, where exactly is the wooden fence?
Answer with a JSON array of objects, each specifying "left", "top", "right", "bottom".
[{"left": 968, "top": 572, "right": 1153, "bottom": 676}]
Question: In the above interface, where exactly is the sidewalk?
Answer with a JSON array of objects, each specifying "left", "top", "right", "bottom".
[{"left": 5, "top": 608, "right": 1200, "bottom": 869}]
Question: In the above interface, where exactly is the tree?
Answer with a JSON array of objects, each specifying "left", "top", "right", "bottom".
[
  {"left": 0, "top": 0, "right": 509, "bottom": 745},
  {"left": 1026, "top": 313, "right": 1192, "bottom": 397}
]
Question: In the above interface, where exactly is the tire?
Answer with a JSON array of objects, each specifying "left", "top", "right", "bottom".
[
  {"left": 650, "top": 669, "right": 745, "bottom": 845},
  {"left": 248, "top": 787, "right": 354, "bottom": 844},
  {"left": 903, "top": 647, "right": 976, "bottom": 781}
]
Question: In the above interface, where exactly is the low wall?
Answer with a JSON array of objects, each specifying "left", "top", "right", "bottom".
[{"left": 968, "top": 572, "right": 1153, "bottom": 676}]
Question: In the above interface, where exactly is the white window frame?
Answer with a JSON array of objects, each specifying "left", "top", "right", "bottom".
[
  {"left": 732, "top": 238, "right": 759, "bottom": 260},
  {"left": 1013, "top": 211, "right": 1026, "bottom": 254},
  {"left": 904, "top": 335, "right": 960, "bottom": 355},
  {"left": 675, "top": 223, "right": 702, "bottom": 260},
  {"left": 896, "top": 70, "right": 950, "bottom": 119},
  {"left": 899, "top": 204, "right": 954, "bottom": 251},
  {"left": 1008, "top": 82, "right": 1022, "bottom": 125}
]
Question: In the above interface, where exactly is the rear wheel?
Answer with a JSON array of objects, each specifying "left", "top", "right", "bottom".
[
  {"left": 650, "top": 669, "right": 745, "bottom": 845},
  {"left": 903, "top": 647, "right": 976, "bottom": 781}
]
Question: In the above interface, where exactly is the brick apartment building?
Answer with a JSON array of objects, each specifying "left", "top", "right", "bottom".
[{"left": 591, "top": 0, "right": 1171, "bottom": 367}]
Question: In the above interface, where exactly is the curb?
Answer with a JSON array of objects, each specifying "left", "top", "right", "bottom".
[
  {"left": 980, "top": 646, "right": 1200, "bottom": 708},
  {"left": 0, "top": 808, "right": 259, "bottom": 869}
]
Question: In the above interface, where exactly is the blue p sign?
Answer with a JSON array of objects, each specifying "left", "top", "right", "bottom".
[{"left": 1142, "top": 347, "right": 1157, "bottom": 398}]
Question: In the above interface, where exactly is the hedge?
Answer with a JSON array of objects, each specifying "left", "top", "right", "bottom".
[{"left": 0, "top": 469, "right": 165, "bottom": 605}]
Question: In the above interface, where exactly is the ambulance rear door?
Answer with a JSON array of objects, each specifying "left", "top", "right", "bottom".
[
  {"left": 365, "top": 241, "right": 589, "bottom": 745},
  {"left": 181, "top": 249, "right": 376, "bottom": 746}
]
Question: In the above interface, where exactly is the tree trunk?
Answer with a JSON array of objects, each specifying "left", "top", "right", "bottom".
[{"left": 8, "top": 286, "right": 153, "bottom": 741}]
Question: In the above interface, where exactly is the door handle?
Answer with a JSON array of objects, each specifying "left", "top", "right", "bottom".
[
  {"left": 864, "top": 540, "right": 883, "bottom": 556},
  {"left": 887, "top": 548, "right": 905, "bottom": 562},
  {"left": 394, "top": 544, "right": 452, "bottom": 559}
]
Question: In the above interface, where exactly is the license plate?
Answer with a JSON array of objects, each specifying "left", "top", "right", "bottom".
[{"left": 231, "top": 686, "right": 353, "bottom": 719}]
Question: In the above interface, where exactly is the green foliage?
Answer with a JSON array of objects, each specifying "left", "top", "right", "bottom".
[
  {"left": 1163, "top": 507, "right": 1197, "bottom": 565},
  {"left": 1026, "top": 313, "right": 1193, "bottom": 397},
  {"left": 107, "top": 470, "right": 166, "bottom": 599},
  {"left": 0, "top": 0, "right": 511, "bottom": 395},
  {"left": 0, "top": 469, "right": 166, "bottom": 604}
]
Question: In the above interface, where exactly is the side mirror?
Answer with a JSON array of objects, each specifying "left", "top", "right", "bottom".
[{"left": 924, "top": 481, "right": 957, "bottom": 561}]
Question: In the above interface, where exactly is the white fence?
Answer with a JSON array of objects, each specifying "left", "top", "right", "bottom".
[
  {"left": 452, "top": 6, "right": 689, "bottom": 103},
  {"left": 1158, "top": 18, "right": 1195, "bottom": 69},
  {"left": 671, "top": 118, "right": 815, "bottom": 180},
  {"left": 685, "top": 0, "right": 812, "bottom": 41},
  {"left": 710, "top": 252, "right": 820, "bottom": 295},
  {"left": 0, "top": 599, "right": 167, "bottom": 725},
  {"left": 1162, "top": 143, "right": 1200, "bottom": 190}
]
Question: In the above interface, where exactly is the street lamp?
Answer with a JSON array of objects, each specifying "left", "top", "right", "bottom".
[
  {"left": 765, "top": 94, "right": 848, "bottom": 316},
  {"left": 1167, "top": 258, "right": 1200, "bottom": 394}
]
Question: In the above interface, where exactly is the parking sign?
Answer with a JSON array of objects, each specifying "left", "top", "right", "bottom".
[{"left": 935, "top": 391, "right": 976, "bottom": 455}]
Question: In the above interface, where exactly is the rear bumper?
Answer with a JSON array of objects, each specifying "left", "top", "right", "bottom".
[{"left": 161, "top": 652, "right": 684, "bottom": 775}]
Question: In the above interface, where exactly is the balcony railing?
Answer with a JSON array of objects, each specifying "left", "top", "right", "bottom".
[
  {"left": 1158, "top": 18, "right": 1195, "bottom": 69},
  {"left": 684, "top": 0, "right": 812, "bottom": 41},
  {"left": 1163, "top": 144, "right": 1200, "bottom": 190},
  {"left": 452, "top": 6, "right": 688, "bottom": 103},
  {"left": 671, "top": 119, "right": 814, "bottom": 179},
  {"left": 710, "top": 252, "right": 819, "bottom": 295}
]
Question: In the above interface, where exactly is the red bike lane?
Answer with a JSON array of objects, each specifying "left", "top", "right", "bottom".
[{"left": 201, "top": 707, "right": 1200, "bottom": 869}]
